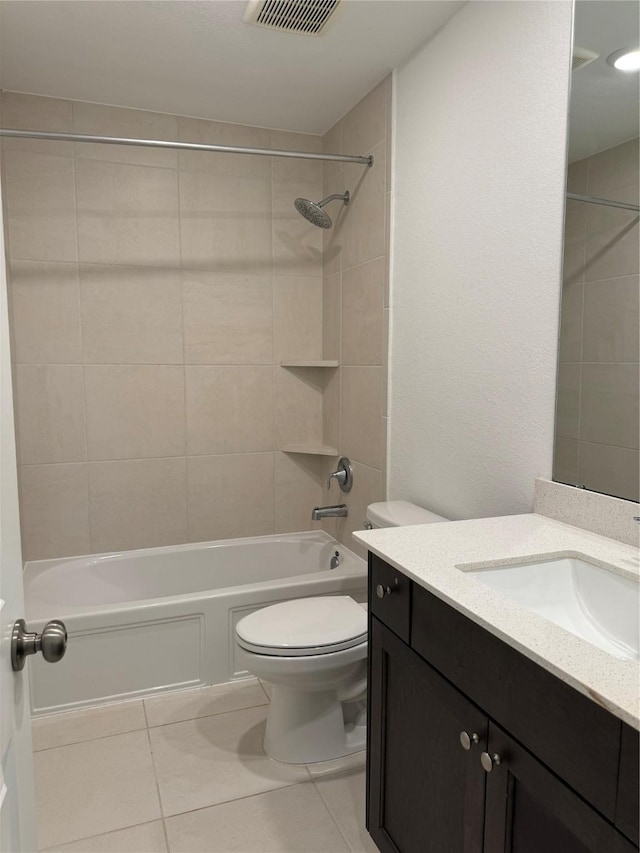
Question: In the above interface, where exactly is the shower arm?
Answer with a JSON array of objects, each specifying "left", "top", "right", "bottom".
[
  {"left": 0, "top": 128, "right": 374, "bottom": 167},
  {"left": 317, "top": 193, "right": 350, "bottom": 208}
]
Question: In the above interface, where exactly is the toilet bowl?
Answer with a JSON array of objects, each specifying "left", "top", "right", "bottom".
[{"left": 235, "top": 501, "right": 448, "bottom": 764}]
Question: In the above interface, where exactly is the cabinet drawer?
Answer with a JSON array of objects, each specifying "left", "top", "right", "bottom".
[
  {"left": 411, "top": 582, "right": 621, "bottom": 820},
  {"left": 369, "top": 554, "right": 411, "bottom": 642}
]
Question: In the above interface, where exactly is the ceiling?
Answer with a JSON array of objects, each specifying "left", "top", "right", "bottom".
[
  {"left": 569, "top": 0, "right": 639, "bottom": 162},
  {"left": 0, "top": 0, "right": 464, "bottom": 136}
]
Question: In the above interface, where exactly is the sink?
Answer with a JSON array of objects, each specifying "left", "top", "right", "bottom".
[{"left": 463, "top": 556, "right": 639, "bottom": 661}]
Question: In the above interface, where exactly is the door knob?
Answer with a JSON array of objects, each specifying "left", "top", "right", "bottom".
[
  {"left": 480, "top": 751, "right": 502, "bottom": 772},
  {"left": 459, "top": 731, "right": 480, "bottom": 750},
  {"left": 11, "top": 619, "right": 68, "bottom": 672}
]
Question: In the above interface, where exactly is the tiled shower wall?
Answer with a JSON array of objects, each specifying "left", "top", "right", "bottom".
[
  {"left": 320, "top": 77, "right": 391, "bottom": 554},
  {"left": 0, "top": 81, "right": 390, "bottom": 561},
  {"left": 555, "top": 137, "right": 639, "bottom": 502}
]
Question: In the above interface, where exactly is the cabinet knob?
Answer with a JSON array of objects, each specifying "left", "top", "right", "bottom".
[
  {"left": 480, "top": 751, "right": 502, "bottom": 772},
  {"left": 459, "top": 731, "right": 480, "bottom": 750},
  {"left": 376, "top": 584, "right": 392, "bottom": 599}
]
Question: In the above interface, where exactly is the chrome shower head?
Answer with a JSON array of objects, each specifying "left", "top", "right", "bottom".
[{"left": 294, "top": 191, "right": 350, "bottom": 228}]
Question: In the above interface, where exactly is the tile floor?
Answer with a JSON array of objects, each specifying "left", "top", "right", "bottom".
[{"left": 32, "top": 679, "right": 378, "bottom": 853}]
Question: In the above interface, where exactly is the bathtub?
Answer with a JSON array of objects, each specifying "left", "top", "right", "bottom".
[{"left": 23, "top": 531, "right": 366, "bottom": 715}]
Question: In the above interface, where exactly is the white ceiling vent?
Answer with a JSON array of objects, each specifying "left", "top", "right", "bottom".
[
  {"left": 243, "top": 0, "right": 341, "bottom": 37},
  {"left": 572, "top": 46, "right": 599, "bottom": 71}
]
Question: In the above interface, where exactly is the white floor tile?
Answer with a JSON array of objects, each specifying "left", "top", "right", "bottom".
[
  {"left": 306, "top": 750, "right": 366, "bottom": 779},
  {"left": 41, "top": 821, "right": 167, "bottom": 852},
  {"left": 34, "top": 730, "right": 161, "bottom": 849},
  {"left": 165, "top": 783, "right": 350, "bottom": 853},
  {"left": 315, "top": 769, "right": 378, "bottom": 853},
  {"left": 144, "top": 679, "right": 268, "bottom": 728},
  {"left": 149, "top": 705, "right": 309, "bottom": 817},
  {"left": 32, "top": 701, "right": 146, "bottom": 751}
]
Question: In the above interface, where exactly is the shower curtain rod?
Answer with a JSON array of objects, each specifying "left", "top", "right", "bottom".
[
  {"left": 0, "top": 128, "right": 374, "bottom": 166},
  {"left": 566, "top": 192, "right": 639, "bottom": 213}
]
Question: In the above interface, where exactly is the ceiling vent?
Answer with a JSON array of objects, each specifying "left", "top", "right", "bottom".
[
  {"left": 243, "top": 0, "right": 341, "bottom": 36},
  {"left": 572, "top": 46, "right": 599, "bottom": 71}
]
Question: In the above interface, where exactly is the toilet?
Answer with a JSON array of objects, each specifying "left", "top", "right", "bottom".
[{"left": 235, "top": 500, "right": 448, "bottom": 764}]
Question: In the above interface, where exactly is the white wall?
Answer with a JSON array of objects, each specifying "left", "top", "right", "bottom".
[{"left": 389, "top": 0, "right": 573, "bottom": 520}]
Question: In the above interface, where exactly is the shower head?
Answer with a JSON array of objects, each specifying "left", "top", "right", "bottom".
[{"left": 294, "top": 191, "right": 350, "bottom": 228}]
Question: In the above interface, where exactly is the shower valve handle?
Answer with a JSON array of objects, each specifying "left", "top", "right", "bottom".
[{"left": 326, "top": 457, "right": 354, "bottom": 493}]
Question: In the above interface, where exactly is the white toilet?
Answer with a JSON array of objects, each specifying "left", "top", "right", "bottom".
[{"left": 235, "top": 500, "right": 448, "bottom": 764}]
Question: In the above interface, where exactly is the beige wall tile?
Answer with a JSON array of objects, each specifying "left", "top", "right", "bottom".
[
  {"left": 555, "top": 362, "right": 580, "bottom": 440},
  {"left": 270, "top": 130, "right": 323, "bottom": 184},
  {"left": 187, "top": 453, "right": 274, "bottom": 542},
  {"left": 19, "top": 463, "right": 90, "bottom": 560},
  {"left": 322, "top": 273, "right": 341, "bottom": 361},
  {"left": 274, "top": 451, "right": 324, "bottom": 533},
  {"left": 273, "top": 276, "right": 323, "bottom": 362},
  {"left": 186, "top": 365, "right": 274, "bottom": 455},
  {"left": 587, "top": 138, "right": 639, "bottom": 205},
  {"left": 3, "top": 150, "right": 77, "bottom": 261},
  {"left": 341, "top": 141, "right": 386, "bottom": 270},
  {"left": 330, "top": 461, "right": 382, "bottom": 559},
  {"left": 341, "top": 366, "right": 382, "bottom": 468},
  {"left": 562, "top": 241, "right": 586, "bottom": 286},
  {"left": 578, "top": 441, "right": 639, "bottom": 503},
  {"left": 322, "top": 368, "right": 340, "bottom": 451},
  {"left": 566, "top": 158, "right": 588, "bottom": 195},
  {"left": 580, "top": 363, "right": 639, "bottom": 449},
  {"left": 553, "top": 437, "right": 579, "bottom": 486},
  {"left": 178, "top": 117, "right": 271, "bottom": 178},
  {"left": 89, "top": 457, "right": 187, "bottom": 552},
  {"left": 15, "top": 365, "right": 86, "bottom": 464},
  {"left": 179, "top": 170, "right": 271, "bottom": 273},
  {"left": 73, "top": 102, "right": 178, "bottom": 168},
  {"left": 342, "top": 78, "right": 388, "bottom": 156},
  {"left": 272, "top": 180, "right": 323, "bottom": 277},
  {"left": 582, "top": 275, "right": 639, "bottom": 363},
  {"left": 9, "top": 261, "right": 82, "bottom": 364},
  {"left": 80, "top": 264, "right": 183, "bottom": 364},
  {"left": 76, "top": 159, "right": 180, "bottom": 267},
  {"left": 183, "top": 271, "right": 272, "bottom": 364},
  {"left": 584, "top": 204, "right": 639, "bottom": 282},
  {"left": 558, "top": 280, "right": 583, "bottom": 363},
  {"left": 85, "top": 365, "right": 185, "bottom": 460},
  {"left": 341, "top": 258, "right": 384, "bottom": 365},
  {"left": 275, "top": 366, "right": 324, "bottom": 448},
  {"left": 0, "top": 92, "right": 73, "bottom": 155}
]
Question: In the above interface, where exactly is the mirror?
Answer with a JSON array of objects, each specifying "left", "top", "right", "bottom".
[{"left": 554, "top": 0, "right": 639, "bottom": 503}]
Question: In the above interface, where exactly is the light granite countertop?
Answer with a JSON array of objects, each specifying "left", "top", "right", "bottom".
[{"left": 353, "top": 513, "right": 640, "bottom": 730}]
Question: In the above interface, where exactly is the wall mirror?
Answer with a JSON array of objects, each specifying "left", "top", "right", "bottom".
[{"left": 554, "top": 0, "right": 639, "bottom": 502}]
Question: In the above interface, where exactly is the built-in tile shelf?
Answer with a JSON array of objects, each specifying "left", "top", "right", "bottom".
[
  {"left": 280, "top": 360, "right": 340, "bottom": 368},
  {"left": 282, "top": 444, "right": 339, "bottom": 457}
]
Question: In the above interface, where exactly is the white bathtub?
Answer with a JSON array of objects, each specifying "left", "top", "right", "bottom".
[{"left": 23, "top": 531, "right": 366, "bottom": 715}]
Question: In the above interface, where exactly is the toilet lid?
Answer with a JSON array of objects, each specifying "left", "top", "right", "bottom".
[{"left": 235, "top": 596, "right": 367, "bottom": 657}]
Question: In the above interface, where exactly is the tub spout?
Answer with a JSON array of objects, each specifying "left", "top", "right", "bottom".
[{"left": 311, "top": 504, "right": 348, "bottom": 520}]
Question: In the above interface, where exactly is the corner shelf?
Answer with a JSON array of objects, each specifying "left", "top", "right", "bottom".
[
  {"left": 280, "top": 360, "right": 339, "bottom": 368},
  {"left": 282, "top": 444, "right": 339, "bottom": 457}
]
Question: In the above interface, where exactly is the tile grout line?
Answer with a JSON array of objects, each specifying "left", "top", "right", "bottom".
[
  {"left": 143, "top": 718, "right": 171, "bottom": 852},
  {"left": 311, "top": 775, "right": 357, "bottom": 853}
]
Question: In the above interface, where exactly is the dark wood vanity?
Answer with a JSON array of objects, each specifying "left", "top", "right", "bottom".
[{"left": 366, "top": 553, "right": 640, "bottom": 853}]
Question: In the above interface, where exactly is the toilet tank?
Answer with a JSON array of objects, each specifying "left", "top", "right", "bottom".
[{"left": 366, "top": 501, "right": 448, "bottom": 528}]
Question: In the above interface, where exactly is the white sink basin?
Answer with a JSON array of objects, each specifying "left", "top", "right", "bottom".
[{"left": 464, "top": 556, "right": 639, "bottom": 661}]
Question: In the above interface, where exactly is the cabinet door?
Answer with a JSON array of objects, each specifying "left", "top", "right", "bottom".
[
  {"left": 483, "top": 722, "right": 637, "bottom": 853},
  {"left": 368, "top": 617, "right": 487, "bottom": 853}
]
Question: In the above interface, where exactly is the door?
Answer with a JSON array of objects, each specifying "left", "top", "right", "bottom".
[
  {"left": 0, "top": 179, "right": 38, "bottom": 852},
  {"left": 368, "top": 617, "right": 487, "bottom": 853},
  {"left": 483, "top": 722, "right": 636, "bottom": 853}
]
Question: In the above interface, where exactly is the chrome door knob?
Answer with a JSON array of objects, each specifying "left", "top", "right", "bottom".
[
  {"left": 11, "top": 618, "right": 68, "bottom": 671},
  {"left": 376, "top": 584, "right": 392, "bottom": 599},
  {"left": 459, "top": 731, "right": 480, "bottom": 750},
  {"left": 480, "top": 751, "right": 502, "bottom": 772}
]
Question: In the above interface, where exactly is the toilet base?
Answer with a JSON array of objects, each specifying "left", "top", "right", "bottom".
[{"left": 264, "top": 683, "right": 366, "bottom": 764}]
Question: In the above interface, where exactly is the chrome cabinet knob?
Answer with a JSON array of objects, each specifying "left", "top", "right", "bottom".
[
  {"left": 11, "top": 618, "right": 68, "bottom": 671},
  {"left": 480, "top": 751, "right": 502, "bottom": 772},
  {"left": 459, "top": 731, "right": 480, "bottom": 750},
  {"left": 376, "top": 584, "right": 392, "bottom": 599}
]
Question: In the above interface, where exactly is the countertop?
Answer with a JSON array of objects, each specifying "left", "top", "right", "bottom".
[{"left": 353, "top": 513, "right": 640, "bottom": 730}]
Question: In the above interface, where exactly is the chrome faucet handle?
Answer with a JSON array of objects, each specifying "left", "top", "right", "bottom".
[{"left": 326, "top": 457, "right": 353, "bottom": 493}]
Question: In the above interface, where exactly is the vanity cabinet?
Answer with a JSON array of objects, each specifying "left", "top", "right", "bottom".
[{"left": 367, "top": 554, "right": 639, "bottom": 853}]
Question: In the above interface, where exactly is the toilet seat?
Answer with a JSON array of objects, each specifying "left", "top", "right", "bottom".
[{"left": 236, "top": 596, "right": 367, "bottom": 657}]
